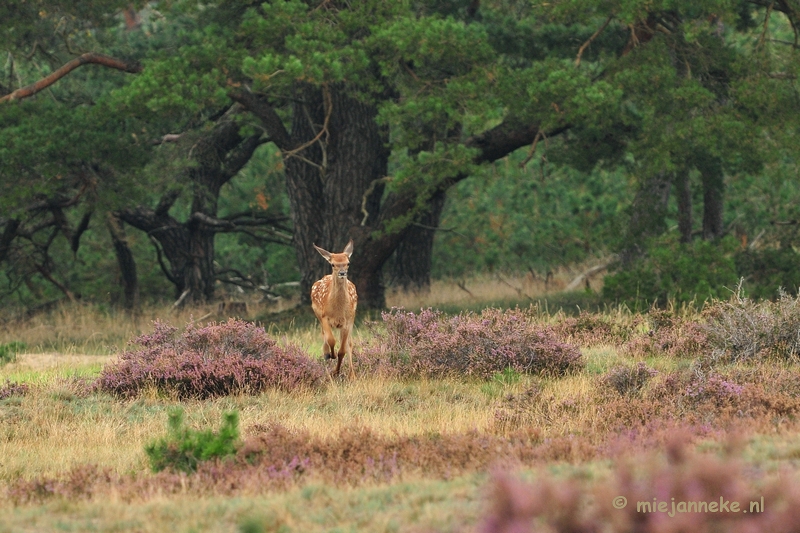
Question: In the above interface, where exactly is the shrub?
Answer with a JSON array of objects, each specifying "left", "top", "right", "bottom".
[
  {"left": 603, "top": 235, "right": 739, "bottom": 309},
  {"left": 623, "top": 309, "right": 710, "bottom": 358},
  {"left": 704, "top": 289, "right": 800, "bottom": 362},
  {"left": 95, "top": 319, "right": 325, "bottom": 398},
  {"left": 145, "top": 409, "right": 240, "bottom": 473},
  {"left": 0, "top": 380, "right": 29, "bottom": 399},
  {"left": 685, "top": 373, "right": 745, "bottom": 407},
  {"left": 0, "top": 341, "right": 25, "bottom": 365},
  {"left": 602, "top": 362, "right": 658, "bottom": 396},
  {"left": 551, "top": 311, "right": 632, "bottom": 345},
  {"left": 735, "top": 246, "right": 800, "bottom": 300},
  {"left": 359, "top": 307, "right": 583, "bottom": 379},
  {"left": 481, "top": 440, "right": 800, "bottom": 533}
]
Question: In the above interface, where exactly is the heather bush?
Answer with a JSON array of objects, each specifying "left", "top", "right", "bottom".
[
  {"left": 623, "top": 309, "right": 710, "bottom": 358},
  {"left": 481, "top": 439, "right": 800, "bottom": 533},
  {"left": 95, "top": 319, "right": 325, "bottom": 398},
  {"left": 704, "top": 289, "right": 800, "bottom": 362},
  {"left": 145, "top": 409, "right": 240, "bottom": 473},
  {"left": 684, "top": 373, "right": 745, "bottom": 407},
  {"left": 0, "top": 380, "right": 29, "bottom": 399},
  {"left": 602, "top": 362, "right": 658, "bottom": 396},
  {"left": 551, "top": 311, "right": 632, "bottom": 345},
  {"left": 360, "top": 307, "right": 583, "bottom": 379}
]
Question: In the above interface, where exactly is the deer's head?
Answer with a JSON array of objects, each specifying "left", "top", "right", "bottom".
[{"left": 314, "top": 240, "right": 353, "bottom": 280}]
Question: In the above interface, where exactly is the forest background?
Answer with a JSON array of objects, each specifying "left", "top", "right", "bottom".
[{"left": 1, "top": 0, "right": 800, "bottom": 314}]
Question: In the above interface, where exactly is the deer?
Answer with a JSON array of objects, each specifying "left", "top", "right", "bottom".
[{"left": 311, "top": 239, "right": 358, "bottom": 378}]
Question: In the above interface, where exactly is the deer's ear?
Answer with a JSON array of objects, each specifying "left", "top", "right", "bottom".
[
  {"left": 343, "top": 239, "right": 354, "bottom": 258},
  {"left": 313, "top": 244, "right": 332, "bottom": 262}
]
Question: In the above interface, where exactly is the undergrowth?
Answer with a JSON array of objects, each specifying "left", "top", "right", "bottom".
[
  {"left": 0, "top": 342, "right": 25, "bottom": 365},
  {"left": 704, "top": 289, "right": 800, "bottom": 363},
  {"left": 145, "top": 409, "right": 240, "bottom": 473}
]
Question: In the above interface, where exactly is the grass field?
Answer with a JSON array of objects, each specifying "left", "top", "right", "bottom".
[{"left": 2, "top": 277, "right": 800, "bottom": 532}]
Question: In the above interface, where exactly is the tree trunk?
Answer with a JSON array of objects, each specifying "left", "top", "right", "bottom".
[
  {"left": 623, "top": 171, "right": 672, "bottom": 263},
  {"left": 675, "top": 170, "right": 693, "bottom": 244},
  {"left": 283, "top": 84, "right": 389, "bottom": 309},
  {"left": 118, "top": 109, "right": 262, "bottom": 304},
  {"left": 238, "top": 85, "right": 565, "bottom": 310},
  {"left": 106, "top": 213, "right": 139, "bottom": 312},
  {"left": 116, "top": 192, "right": 190, "bottom": 299},
  {"left": 699, "top": 160, "right": 725, "bottom": 240},
  {"left": 389, "top": 190, "right": 446, "bottom": 292},
  {"left": 0, "top": 219, "right": 20, "bottom": 263}
]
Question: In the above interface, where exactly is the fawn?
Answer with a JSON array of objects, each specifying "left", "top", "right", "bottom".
[{"left": 311, "top": 240, "right": 357, "bottom": 378}]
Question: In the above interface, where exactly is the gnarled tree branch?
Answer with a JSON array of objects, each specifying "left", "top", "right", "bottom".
[{"left": 1, "top": 52, "right": 142, "bottom": 103}]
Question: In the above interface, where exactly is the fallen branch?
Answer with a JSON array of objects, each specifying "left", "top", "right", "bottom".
[
  {"left": 497, "top": 274, "right": 533, "bottom": 301},
  {"left": 456, "top": 280, "right": 474, "bottom": 297},
  {"left": 564, "top": 257, "right": 618, "bottom": 292},
  {"left": 1, "top": 52, "right": 142, "bottom": 103},
  {"left": 172, "top": 288, "right": 191, "bottom": 309}
]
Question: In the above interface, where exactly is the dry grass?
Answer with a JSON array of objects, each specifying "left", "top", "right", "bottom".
[
  {"left": 0, "top": 270, "right": 605, "bottom": 358},
  {"left": 0, "top": 374, "right": 515, "bottom": 481},
  {"left": 386, "top": 268, "right": 604, "bottom": 310},
  {"left": 0, "top": 474, "right": 486, "bottom": 533},
  {"left": 0, "top": 343, "right": 738, "bottom": 483},
  {"left": 3, "top": 284, "right": 800, "bottom": 532}
]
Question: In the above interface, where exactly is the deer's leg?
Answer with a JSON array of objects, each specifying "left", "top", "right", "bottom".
[
  {"left": 339, "top": 324, "right": 355, "bottom": 379},
  {"left": 334, "top": 352, "right": 344, "bottom": 377},
  {"left": 320, "top": 318, "right": 336, "bottom": 361}
]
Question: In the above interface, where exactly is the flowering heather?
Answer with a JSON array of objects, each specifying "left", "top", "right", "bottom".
[
  {"left": 481, "top": 440, "right": 800, "bottom": 533},
  {"left": 95, "top": 319, "right": 325, "bottom": 398},
  {"left": 685, "top": 373, "right": 745, "bottom": 407},
  {"left": 623, "top": 309, "right": 710, "bottom": 358},
  {"left": 0, "top": 380, "right": 29, "bottom": 400},
  {"left": 359, "top": 307, "right": 583, "bottom": 379}
]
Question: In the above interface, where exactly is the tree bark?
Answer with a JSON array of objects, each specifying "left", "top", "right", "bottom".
[
  {"left": 622, "top": 171, "right": 672, "bottom": 263},
  {"left": 116, "top": 191, "right": 190, "bottom": 298},
  {"left": 0, "top": 219, "right": 20, "bottom": 263},
  {"left": 281, "top": 84, "right": 390, "bottom": 309},
  {"left": 118, "top": 109, "right": 262, "bottom": 304},
  {"left": 699, "top": 160, "right": 725, "bottom": 240},
  {"left": 389, "top": 190, "right": 446, "bottom": 292},
  {"left": 106, "top": 213, "right": 139, "bottom": 312},
  {"left": 675, "top": 170, "right": 693, "bottom": 243}
]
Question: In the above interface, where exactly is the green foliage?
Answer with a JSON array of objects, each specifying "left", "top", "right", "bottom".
[
  {"left": 0, "top": 341, "right": 26, "bottom": 365},
  {"left": 735, "top": 247, "right": 800, "bottom": 301},
  {"left": 144, "top": 409, "right": 240, "bottom": 473},
  {"left": 3, "top": 0, "right": 800, "bottom": 312},
  {"left": 216, "top": 144, "right": 298, "bottom": 288},
  {"left": 603, "top": 236, "right": 740, "bottom": 309},
  {"left": 433, "top": 151, "right": 628, "bottom": 277}
]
